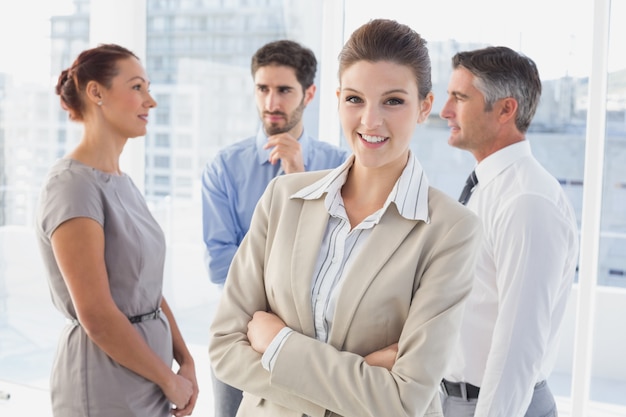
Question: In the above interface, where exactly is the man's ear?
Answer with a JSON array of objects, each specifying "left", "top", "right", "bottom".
[
  {"left": 303, "top": 84, "right": 316, "bottom": 106},
  {"left": 498, "top": 97, "right": 518, "bottom": 124}
]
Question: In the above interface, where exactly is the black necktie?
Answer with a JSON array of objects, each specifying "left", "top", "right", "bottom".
[{"left": 458, "top": 170, "right": 478, "bottom": 205}]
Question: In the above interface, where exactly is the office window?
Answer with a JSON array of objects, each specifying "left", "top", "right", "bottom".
[
  {"left": 155, "top": 107, "right": 170, "bottom": 125},
  {"left": 174, "top": 176, "right": 192, "bottom": 187},
  {"left": 599, "top": 0, "right": 626, "bottom": 286},
  {"left": 51, "top": 19, "right": 70, "bottom": 34},
  {"left": 154, "top": 175, "right": 170, "bottom": 185},
  {"left": 150, "top": 16, "right": 168, "bottom": 31},
  {"left": 589, "top": 1, "right": 626, "bottom": 408},
  {"left": 154, "top": 133, "right": 170, "bottom": 147},
  {"left": 174, "top": 156, "right": 192, "bottom": 169},
  {"left": 176, "top": 133, "right": 193, "bottom": 148},
  {"left": 153, "top": 155, "right": 171, "bottom": 168}
]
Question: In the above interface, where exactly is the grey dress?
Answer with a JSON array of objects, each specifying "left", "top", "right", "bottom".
[{"left": 36, "top": 158, "right": 173, "bottom": 417}]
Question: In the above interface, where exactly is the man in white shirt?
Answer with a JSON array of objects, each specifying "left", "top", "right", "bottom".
[{"left": 439, "top": 46, "right": 579, "bottom": 417}]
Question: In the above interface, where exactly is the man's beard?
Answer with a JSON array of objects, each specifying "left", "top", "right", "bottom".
[{"left": 263, "top": 100, "right": 306, "bottom": 136}]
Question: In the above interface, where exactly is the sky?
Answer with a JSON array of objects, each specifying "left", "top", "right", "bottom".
[
  {"left": 0, "top": 0, "right": 623, "bottom": 84},
  {"left": 345, "top": 0, "right": 626, "bottom": 81},
  {"left": 0, "top": 0, "right": 73, "bottom": 83}
]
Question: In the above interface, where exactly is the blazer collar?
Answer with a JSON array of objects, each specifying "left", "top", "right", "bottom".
[
  {"left": 290, "top": 196, "right": 329, "bottom": 336},
  {"left": 292, "top": 152, "right": 430, "bottom": 223}
]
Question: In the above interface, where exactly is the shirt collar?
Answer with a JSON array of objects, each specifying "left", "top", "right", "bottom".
[
  {"left": 475, "top": 140, "right": 532, "bottom": 187},
  {"left": 255, "top": 126, "right": 311, "bottom": 167},
  {"left": 291, "top": 151, "right": 430, "bottom": 223}
]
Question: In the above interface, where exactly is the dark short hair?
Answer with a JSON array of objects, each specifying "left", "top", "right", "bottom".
[
  {"left": 250, "top": 40, "right": 317, "bottom": 91},
  {"left": 452, "top": 46, "right": 542, "bottom": 133},
  {"left": 56, "top": 43, "right": 138, "bottom": 121},
  {"left": 338, "top": 19, "right": 432, "bottom": 100}
]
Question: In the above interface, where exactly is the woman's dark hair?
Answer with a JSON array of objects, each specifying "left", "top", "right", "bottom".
[
  {"left": 338, "top": 19, "right": 432, "bottom": 100},
  {"left": 55, "top": 43, "right": 138, "bottom": 121}
]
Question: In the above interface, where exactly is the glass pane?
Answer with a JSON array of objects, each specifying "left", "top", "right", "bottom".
[
  {"left": 142, "top": 0, "right": 325, "bottom": 337},
  {"left": 344, "top": 0, "right": 591, "bottom": 219},
  {"left": 143, "top": 2, "right": 327, "bottom": 413},
  {"left": 0, "top": 1, "right": 325, "bottom": 415},
  {"left": 590, "top": 0, "right": 626, "bottom": 411},
  {"left": 0, "top": 0, "right": 76, "bottom": 414},
  {"left": 345, "top": 0, "right": 626, "bottom": 415},
  {"left": 598, "top": 0, "right": 626, "bottom": 289}
]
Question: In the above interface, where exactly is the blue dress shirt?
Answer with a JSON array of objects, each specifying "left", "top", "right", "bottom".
[{"left": 201, "top": 127, "right": 349, "bottom": 285}]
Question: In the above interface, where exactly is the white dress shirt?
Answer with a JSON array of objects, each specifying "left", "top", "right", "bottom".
[
  {"left": 262, "top": 151, "right": 430, "bottom": 370},
  {"left": 445, "top": 140, "right": 579, "bottom": 417}
]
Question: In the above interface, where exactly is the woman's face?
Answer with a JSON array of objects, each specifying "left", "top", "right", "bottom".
[
  {"left": 337, "top": 60, "right": 432, "bottom": 171},
  {"left": 99, "top": 57, "right": 156, "bottom": 139}
]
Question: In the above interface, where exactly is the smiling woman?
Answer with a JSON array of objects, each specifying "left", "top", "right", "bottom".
[{"left": 209, "top": 19, "right": 482, "bottom": 417}]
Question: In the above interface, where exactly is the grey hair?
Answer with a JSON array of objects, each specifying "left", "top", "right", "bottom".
[{"left": 452, "top": 46, "right": 542, "bottom": 133}]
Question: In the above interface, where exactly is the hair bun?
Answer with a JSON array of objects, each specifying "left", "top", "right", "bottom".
[{"left": 55, "top": 68, "right": 72, "bottom": 95}]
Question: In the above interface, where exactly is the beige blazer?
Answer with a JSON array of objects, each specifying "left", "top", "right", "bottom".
[{"left": 209, "top": 169, "right": 481, "bottom": 417}]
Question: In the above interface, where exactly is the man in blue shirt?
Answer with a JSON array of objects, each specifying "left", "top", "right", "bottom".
[{"left": 201, "top": 39, "right": 348, "bottom": 417}]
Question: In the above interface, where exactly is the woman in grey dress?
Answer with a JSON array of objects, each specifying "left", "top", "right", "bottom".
[{"left": 36, "top": 44, "right": 199, "bottom": 417}]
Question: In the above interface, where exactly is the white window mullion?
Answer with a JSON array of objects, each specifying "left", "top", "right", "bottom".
[
  {"left": 570, "top": 0, "right": 611, "bottom": 415},
  {"left": 318, "top": 0, "right": 345, "bottom": 146}
]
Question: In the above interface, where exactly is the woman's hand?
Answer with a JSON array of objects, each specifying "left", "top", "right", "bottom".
[
  {"left": 364, "top": 342, "right": 398, "bottom": 370},
  {"left": 247, "top": 311, "right": 286, "bottom": 354},
  {"left": 161, "top": 373, "right": 194, "bottom": 415},
  {"left": 171, "top": 361, "right": 199, "bottom": 417}
]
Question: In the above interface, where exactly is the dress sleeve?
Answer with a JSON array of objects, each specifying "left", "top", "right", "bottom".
[{"left": 39, "top": 167, "right": 104, "bottom": 239}]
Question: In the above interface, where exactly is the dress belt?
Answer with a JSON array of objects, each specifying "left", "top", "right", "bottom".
[
  {"left": 441, "top": 379, "right": 481, "bottom": 400},
  {"left": 68, "top": 308, "right": 162, "bottom": 326},
  {"left": 441, "top": 379, "right": 546, "bottom": 401},
  {"left": 128, "top": 308, "right": 162, "bottom": 323}
]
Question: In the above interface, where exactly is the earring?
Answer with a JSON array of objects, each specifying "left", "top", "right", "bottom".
[{"left": 97, "top": 101, "right": 103, "bottom": 106}]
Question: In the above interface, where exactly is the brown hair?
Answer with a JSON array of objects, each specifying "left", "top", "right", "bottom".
[
  {"left": 55, "top": 43, "right": 138, "bottom": 121},
  {"left": 250, "top": 40, "right": 317, "bottom": 91},
  {"left": 338, "top": 19, "right": 432, "bottom": 100}
]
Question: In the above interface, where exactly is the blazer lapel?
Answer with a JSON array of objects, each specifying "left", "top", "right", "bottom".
[
  {"left": 290, "top": 197, "right": 329, "bottom": 337},
  {"left": 327, "top": 206, "right": 418, "bottom": 348}
]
